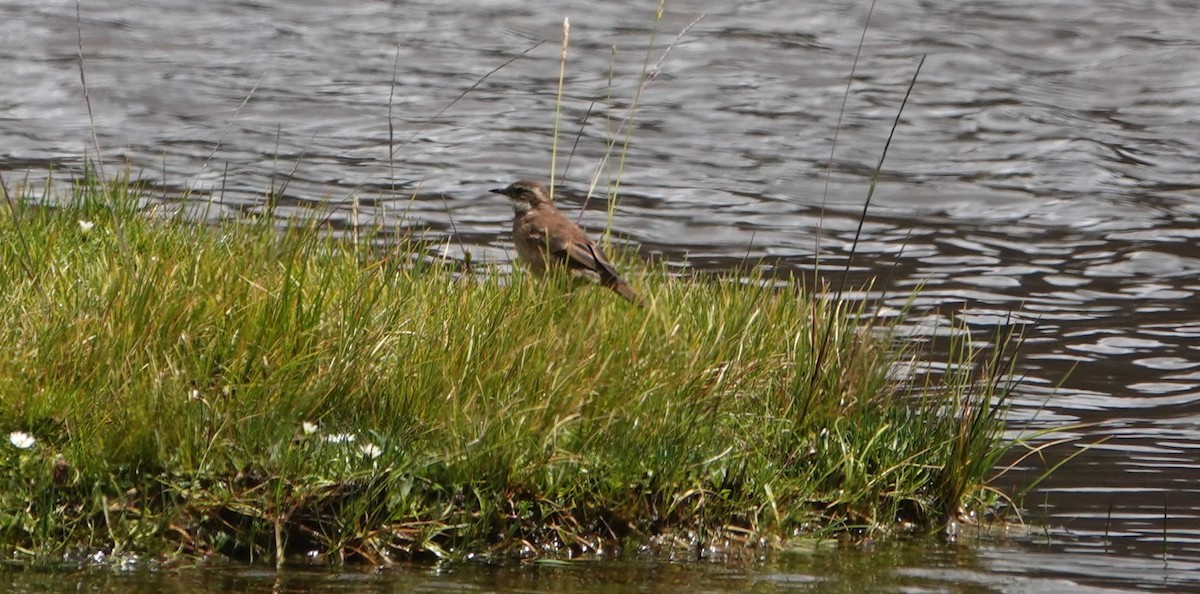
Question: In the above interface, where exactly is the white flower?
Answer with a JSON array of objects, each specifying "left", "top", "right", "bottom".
[
  {"left": 8, "top": 431, "right": 35, "bottom": 449},
  {"left": 301, "top": 421, "right": 319, "bottom": 435},
  {"left": 359, "top": 443, "right": 382, "bottom": 459},
  {"left": 323, "top": 433, "right": 356, "bottom": 444},
  {"left": 78, "top": 220, "right": 95, "bottom": 233}
]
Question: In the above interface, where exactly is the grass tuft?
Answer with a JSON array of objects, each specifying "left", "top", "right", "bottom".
[{"left": 0, "top": 174, "right": 1021, "bottom": 565}]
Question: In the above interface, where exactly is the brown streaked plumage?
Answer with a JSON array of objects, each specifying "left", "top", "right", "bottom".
[{"left": 490, "top": 180, "right": 642, "bottom": 305}]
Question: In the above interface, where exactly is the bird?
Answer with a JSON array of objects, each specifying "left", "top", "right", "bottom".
[{"left": 490, "top": 180, "right": 642, "bottom": 305}]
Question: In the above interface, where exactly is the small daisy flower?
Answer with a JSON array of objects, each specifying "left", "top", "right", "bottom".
[
  {"left": 359, "top": 443, "right": 382, "bottom": 459},
  {"left": 8, "top": 431, "right": 35, "bottom": 449}
]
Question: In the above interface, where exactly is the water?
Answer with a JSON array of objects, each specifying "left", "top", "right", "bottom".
[
  {"left": 3, "top": 542, "right": 1197, "bottom": 593},
  {"left": 2, "top": 0, "right": 1199, "bottom": 591}
]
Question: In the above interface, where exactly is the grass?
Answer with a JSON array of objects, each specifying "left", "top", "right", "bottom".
[{"left": 0, "top": 171, "right": 1021, "bottom": 566}]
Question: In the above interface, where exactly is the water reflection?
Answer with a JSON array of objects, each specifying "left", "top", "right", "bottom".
[
  {"left": 3, "top": 0, "right": 1200, "bottom": 590},
  {"left": 7, "top": 541, "right": 1197, "bottom": 594}
]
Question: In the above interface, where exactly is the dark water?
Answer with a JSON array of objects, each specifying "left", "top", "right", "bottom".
[
  {"left": 3, "top": 542, "right": 1197, "bottom": 594},
  {"left": 3, "top": 0, "right": 1200, "bottom": 591}
]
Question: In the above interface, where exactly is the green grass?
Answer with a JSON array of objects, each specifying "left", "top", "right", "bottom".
[{"left": 0, "top": 173, "right": 1019, "bottom": 566}]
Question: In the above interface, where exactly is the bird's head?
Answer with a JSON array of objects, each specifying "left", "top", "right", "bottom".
[{"left": 490, "top": 180, "right": 552, "bottom": 214}]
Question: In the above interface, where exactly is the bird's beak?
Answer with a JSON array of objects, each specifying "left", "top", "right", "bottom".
[{"left": 489, "top": 188, "right": 506, "bottom": 196}]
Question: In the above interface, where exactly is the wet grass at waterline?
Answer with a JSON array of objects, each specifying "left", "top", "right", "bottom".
[{"left": 0, "top": 176, "right": 1020, "bottom": 566}]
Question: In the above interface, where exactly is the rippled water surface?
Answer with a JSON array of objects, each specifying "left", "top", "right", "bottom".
[{"left": 3, "top": 0, "right": 1200, "bottom": 591}]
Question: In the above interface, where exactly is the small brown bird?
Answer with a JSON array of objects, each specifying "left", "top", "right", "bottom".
[{"left": 491, "top": 180, "right": 642, "bottom": 305}]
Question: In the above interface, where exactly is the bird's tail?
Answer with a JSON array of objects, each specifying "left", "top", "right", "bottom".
[
  {"left": 609, "top": 280, "right": 645, "bottom": 307},
  {"left": 586, "top": 243, "right": 645, "bottom": 307}
]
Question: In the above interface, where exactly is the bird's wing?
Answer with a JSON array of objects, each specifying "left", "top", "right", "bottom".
[
  {"left": 555, "top": 239, "right": 623, "bottom": 285},
  {"left": 525, "top": 211, "right": 625, "bottom": 283},
  {"left": 524, "top": 225, "right": 546, "bottom": 246}
]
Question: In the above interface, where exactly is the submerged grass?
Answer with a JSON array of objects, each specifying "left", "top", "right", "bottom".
[{"left": 0, "top": 173, "right": 1017, "bottom": 566}]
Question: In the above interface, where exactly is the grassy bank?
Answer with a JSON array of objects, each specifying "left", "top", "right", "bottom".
[{"left": 0, "top": 175, "right": 1017, "bottom": 566}]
